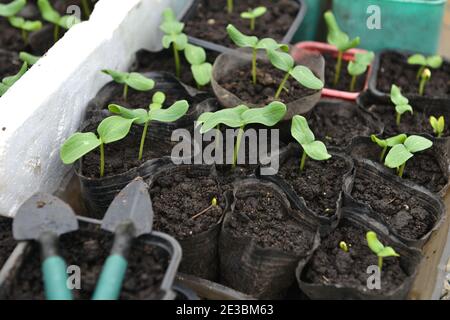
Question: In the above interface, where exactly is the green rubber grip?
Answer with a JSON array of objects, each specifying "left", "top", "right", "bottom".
[
  {"left": 42, "top": 256, "right": 72, "bottom": 300},
  {"left": 92, "top": 254, "right": 128, "bottom": 300}
]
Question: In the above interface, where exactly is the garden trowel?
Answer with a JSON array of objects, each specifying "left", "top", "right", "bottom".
[
  {"left": 13, "top": 193, "right": 79, "bottom": 300},
  {"left": 92, "top": 177, "right": 153, "bottom": 300}
]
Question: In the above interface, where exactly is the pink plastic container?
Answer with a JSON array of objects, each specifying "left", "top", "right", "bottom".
[{"left": 292, "top": 41, "right": 372, "bottom": 101}]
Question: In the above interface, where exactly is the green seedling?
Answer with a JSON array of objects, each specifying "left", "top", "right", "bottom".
[
  {"left": 0, "top": 0, "right": 26, "bottom": 17},
  {"left": 108, "top": 92, "right": 189, "bottom": 161},
  {"left": 241, "top": 6, "right": 267, "bottom": 31},
  {"left": 19, "top": 52, "right": 41, "bottom": 65},
  {"left": 407, "top": 54, "right": 443, "bottom": 80},
  {"left": 60, "top": 116, "right": 137, "bottom": 178},
  {"left": 192, "top": 197, "right": 218, "bottom": 220},
  {"left": 339, "top": 241, "right": 349, "bottom": 253},
  {"left": 347, "top": 51, "right": 374, "bottom": 92},
  {"left": 0, "top": 62, "right": 28, "bottom": 97},
  {"left": 184, "top": 44, "right": 212, "bottom": 88},
  {"left": 384, "top": 135, "right": 433, "bottom": 178},
  {"left": 366, "top": 231, "right": 400, "bottom": 271},
  {"left": 198, "top": 102, "right": 287, "bottom": 168},
  {"left": 419, "top": 68, "right": 431, "bottom": 96},
  {"left": 8, "top": 16, "right": 42, "bottom": 44},
  {"left": 226, "top": 24, "right": 288, "bottom": 85},
  {"left": 102, "top": 69, "right": 155, "bottom": 101},
  {"left": 371, "top": 134, "right": 407, "bottom": 162},
  {"left": 37, "top": 0, "right": 81, "bottom": 43},
  {"left": 160, "top": 8, "right": 188, "bottom": 78},
  {"left": 267, "top": 49, "right": 324, "bottom": 99},
  {"left": 390, "top": 85, "right": 413, "bottom": 126},
  {"left": 227, "top": 0, "right": 233, "bottom": 14},
  {"left": 291, "top": 115, "right": 331, "bottom": 172},
  {"left": 324, "top": 11, "right": 360, "bottom": 86},
  {"left": 430, "top": 116, "right": 445, "bottom": 138}
]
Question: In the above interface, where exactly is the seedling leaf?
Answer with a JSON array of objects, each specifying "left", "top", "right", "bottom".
[
  {"left": 19, "top": 52, "right": 40, "bottom": 65},
  {"left": 60, "top": 132, "right": 101, "bottom": 164},
  {"left": 0, "top": 0, "right": 26, "bottom": 17},
  {"left": 430, "top": 116, "right": 445, "bottom": 137},
  {"left": 385, "top": 144, "right": 413, "bottom": 169},
  {"left": 97, "top": 116, "right": 136, "bottom": 144},
  {"left": 241, "top": 101, "right": 287, "bottom": 126},
  {"left": 407, "top": 54, "right": 427, "bottom": 66},
  {"left": 267, "top": 49, "right": 294, "bottom": 72},
  {"left": 303, "top": 141, "right": 331, "bottom": 161},
  {"left": 108, "top": 105, "right": 148, "bottom": 125},
  {"left": 192, "top": 63, "right": 212, "bottom": 87},
  {"left": 149, "top": 100, "right": 189, "bottom": 122},
  {"left": 125, "top": 73, "right": 155, "bottom": 91},
  {"left": 289, "top": 66, "right": 324, "bottom": 90},
  {"left": 226, "top": 24, "right": 258, "bottom": 48},
  {"left": 403, "top": 135, "right": 433, "bottom": 153},
  {"left": 390, "top": 85, "right": 409, "bottom": 106},
  {"left": 8, "top": 16, "right": 42, "bottom": 31},
  {"left": 366, "top": 231, "right": 385, "bottom": 254},
  {"left": 378, "top": 247, "right": 400, "bottom": 258},
  {"left": 185, "top": 44, "right": 206, "bottom": 65},
  {"left": 0, "top": 62, "right": 28, "bottom": 96},
  {"left": 199, "top": 106, "right": 250, "bottom": 133},
  {"left": 291, "top": 115, "right": 315, "bottom": 145},
  {"left": 324, "top": 10, "right": 360, "bottom": 52}
]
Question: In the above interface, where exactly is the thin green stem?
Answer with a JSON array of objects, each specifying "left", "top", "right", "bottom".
[
  {"left": 173, "top": 43, "right": 181, "bottom": 78},
  {"left": 21, "top": 29, "right": 28, "bottom": 44},
  {"left": 81, "top": 0, "right": 92, "bottom": 19},
  {"left": 378, "top": 256, "right": 383, "bottom": 272},
  {"left": 398, "top": 163, "right": 406, "bottom": 178},
  {"left": 99, "top": 142, "right": 105, "bottom": 178},
  {"left": 333, "top": 51, "right": 343, "bottom": 86},
  {"left": 380, "top": 146, "right": 387, "bottom": 162},
  {"left": 438, "top": 132, "right": 443, "bottom": 138},
  {"left": 396, "top": 112, "right": 402, "bottom": 126},
  {"left": 227, "top": 0, "right": 233, "bottom": 13},
  {"left": 53, "top": 24, "right": 60, "bottom": 44},
  {"left": 252, "top": 48, "right": 257, "bottom": 85},
  {"left": 300, "top": 150, "right": 307, "bottom": 172},
  {"left": 123, "top": 84, "right": 129, "bottom": 101},
  {"left": 233, "top": 126, "right": 245, "bottom": 168},
  {"left": 416, "top": 65, "right": 425, "bottom": 80},
  {"left": 350, "top": 75, "right": 357, "bottom": 92},
  {"left": 250, "top": 18, "right": 255, "bottom": 31},
  {"left": 139, "top": 122, "right": 149, "bottom": 161},
  {"left": 419, "top": 77, "right": 428, "bottom": 96},
  {"left": 275, "top": 72, "right": 290, "bottom": 99}
]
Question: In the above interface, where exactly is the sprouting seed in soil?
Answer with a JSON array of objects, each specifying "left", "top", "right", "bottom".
[
  {"left": 339, "top": 241, "right": 349, "bottom": 252},
  {"left": 160, "top": 8, "right": 188, "bottom": 78},
  {"left": 108, "top": 92, "right": 189, "bottom": 161},
  {"left": 102, "top": 69, "right": 155, "bottom": 101},
  {"left": 38, "top": 0, "right": 81, "bottom": 43},
  {"left": 407, "top": 53, "right": 443, "bottom": 80},
  {"left": 371, "top": 134, "right": 407, "bottom": 162},
  {"left": 7, "top": 16, "right": 42, "bottom": 44},
  {"left": 0, "top": 0, "right": 26, "bottom": 18},
  {"left": 191, "top": 197, "right": 219, "bottom": 220},
  {"left": 291, "top": 115, "right": 331, "bottom": 172},
  {"left": 60, "top": 116, "right": 137, "bottom": 178},
  {"left": 324, "top": 10, "right": 360, "bottom": 87},
  {"left": 267, "top": 49, "right": 324, "bottom": 99},
  {"left": 198, "top": 102, "right": 287, "bottom": 168},
  {"left": 384, "top": 135, "right": 433, "bottom": 178},
  {"left": 430, "top": 116, "right": 445, "bottom": 138},
  {"left": 227, "top": 0, "right": 233, "bottom": 14},
  {"left": 419, "top": 68, "right": 431, "bottom": 96},
  {"left": 390, "top": 84, "right": 413, "bottom": 126},
  {"left": 240, "top": 6, "right": 267, "bottom": 31},
  {"left": 226, "top": 24, "right": 288, "bottom": 85},
  {"left": 0, "top": 62, "right": 28, "bottom": 97},
  {"left": 184, "top": 44, "right": 212, "bottom": 88},
  {"left": 347, "top": 51, "right": 374, "bottom": 92},
  {"left": 366, "top": 231, "right": 400, "bottom": 271},
  {"left": 19, "top": 52, "right": 41, "bottom": 65}
]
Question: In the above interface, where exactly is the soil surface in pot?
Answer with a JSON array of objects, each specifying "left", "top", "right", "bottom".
[
  {"left": 0, "top": 218, "right": 15, "bottom": 268},
  {"left": 366, "top": 104, "right": 450, "bottom": 138},
  {"left": 376, "top": 51, "right": 450, "bottom": 98},
  {"left": 278, "top": 152, "right": 350, "bottom": 217},
  {"left": 228, "top": 191, "right": 314, "bottom": 254},
  {"left": 0, "top": 19, "right": 26, "bottom": 52},
  {"left": 303, "top": 221, "right": 407, "bottom": 293},
  {"left": 351, "top": 165, "right": 437, "bottom": 240},
  {"left": 150, "top": 169, "right": 224, "bottom": 240},
  {"left": 324, "top": 53, "right": 366, "bottom": 92},
  {"left": 184, "top": 0, "right": 300, "bottom": 48},
  {"left": 218, "top": 61, "right": 317, "bottom": 105},
  {"left": 0, "top": 51, "right": 21, "bottom": 80},
  {"left": 4, "top": 225, "right": 169, "bottom": 300}
]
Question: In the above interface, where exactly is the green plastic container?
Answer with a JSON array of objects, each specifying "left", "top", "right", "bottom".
[
  {"left": 294, "top": 0, "right": 328, "bottom": 41},
  {"left": 332, "top": 0, "right": 447, "bottom": 55}
]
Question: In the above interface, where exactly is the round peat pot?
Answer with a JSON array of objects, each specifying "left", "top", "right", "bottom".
[
  {"left": 211, "top": 48, "right": 324, "bottom": 119},
  {"left": 348, "top": 136, "right": 450, "bottom": 197},
  {"left": 292, "top": 41, "right": 372, "bottom": 101},
  {"left": 343, "top": 159, "right": 446, "bottom": 248},
  {"left": 296, "top": 209, "right": 423, "bottom": 300},
  {"left": 182, "top": 0, "right": 307, "bottom": 53},
  {"left": 0, "top": 49, "right": 21, "bottom": 80},
  {"left": 0, "top": 218, "right": 182, "bottom": 300},
  {"left": 368, "top": 50, "right": 450, "bottom": 104},
  {"left": 219, "top": 179, "right": 320, "bottom": 299},
  {"left": 257, "top": 143, "right": 355, "bottom": 235},
  {"left": 146, "top": 164, "right": 226, "bottom": 281}
]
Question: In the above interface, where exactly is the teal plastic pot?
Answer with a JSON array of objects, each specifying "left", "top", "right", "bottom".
[
  {"left": 332, "top": 0, "right": 447, "bottom": 55},
  {"left": 293, "top": 0, "right": 328, "bottom": 41}
]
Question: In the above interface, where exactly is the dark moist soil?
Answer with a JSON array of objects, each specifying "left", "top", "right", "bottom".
[
  {"left": 184, "top": 0, "right": 300, "bottom": 48},
  {"left": 303, "top": 222, "right": 407, "bottom": 293},
  {"left": 228, "top": 191, "right": 313, "bottom": 254},
  {"left": 0, "top": 51, "right": 21, "bottom": 80},
  {"left": 351, "top": 165, "right": 437, "bottom": 240},
  {"left": 0, "top": 217, "right": 15, "bottom": 268},
  {"left": 150, "top": 170, "right": 224, "bottom": 240},
  {"left": 324, "top": 53, "right": 366, "bottom": 92},
  {"left": 376, "top": 51, "right": 450, "bottom": 98},
  {"left": 0, "top": 19, "right": 27, "bottom": 52},
  {"left": 366, "top": 104, "right": 450, "bottom": 138},
  {"left": 3, "top": 224, "right": 169, "bottom": 300},
  {"left": 219, "top": 61, "right": 317, "bottom": 105},
  {"left": 278, "top": 153, "right": 350, "bottom": 217}
]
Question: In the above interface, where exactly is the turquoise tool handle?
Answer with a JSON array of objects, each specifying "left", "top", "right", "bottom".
[
  {"left": 92, "top": 254, "right": 128, "bottom": 300},
  {"left": 42, "top": 256, "right": 72, "bottom": 300}
]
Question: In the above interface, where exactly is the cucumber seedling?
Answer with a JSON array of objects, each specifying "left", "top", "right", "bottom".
[
  {"left": 198, "top": 102, "right": 287, "bottom": 168},
  {"left": 102, "top": 69, "right": 155, "bottom": 101},
  {"left": 0, "top": 62, "right": 28, "bottom": 97},
  {"left": 371, "top": 134, "right": 407, "bottom": 162},
  {"left": 38, "top": 0, "right": 81, "bottom": 43},
  {"left": 60, "top": 116, "right": 137, "bottom": 178},
  {"left": 419, "top": 68, "right": 431, "bottom": 96},
  {"left": 384, "top": 135, "right": 433, "bottom": 178},
  {"left": 184, "top": 44, "right": 212, "bottom": 88},
  {"left": 324, "top": 10, "right": 360, "bottom": 86},
  {"left": 241, "top": 6, "right": 267, "bottom": 31},
  {"left": 366, "top": 231, "right": 400, "bottom": 271},
  {"left": 267, "top": 49, "right": 324, "bottom": 99},
  {"left": 19, "top": 51, "right": 41, "bottom": 65},
  {"left": 407, "top": 54, "right": 443, "bottom": 80},
  {"left": 226, "top": 24, "right": 288, "bottom": 85},
  {"left": 390, "top": 85, "right": 413, "bottom": 126},
  {"left": 291, "top": 115, "right": 331, "bottom": 172},
  {"left": 347, "top": 51, "right": 374, "bottom": 92},
  {"left": 430, "top": 116, "right": 445, "bottom": 138},
  {"left": 7, "top": 16, "right": 42, "bottom": 44},
  {"left": 108, "top": 92, "right": 189, "bottom": 160}
]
